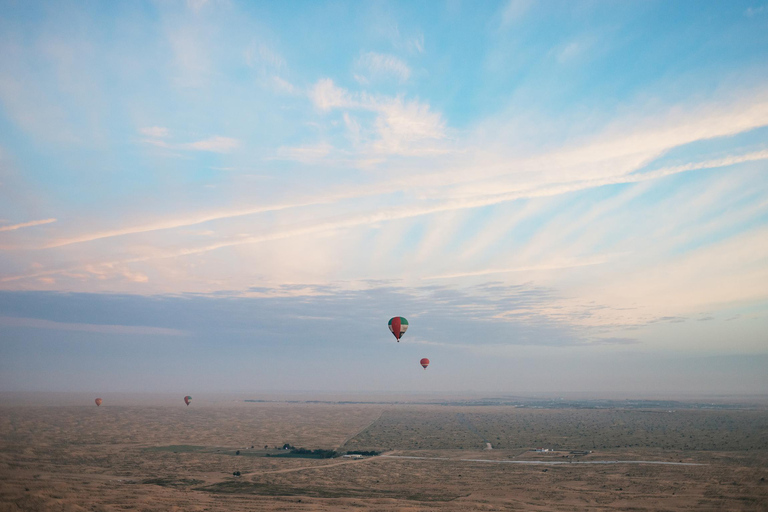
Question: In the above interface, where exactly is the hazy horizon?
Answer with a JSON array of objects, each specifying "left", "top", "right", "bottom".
[
  {"left": 1, "top": 0, "right": 767, "bottom": 395},
  {"left": 3, "top": 390, "right": 768, "bottom": 409}
]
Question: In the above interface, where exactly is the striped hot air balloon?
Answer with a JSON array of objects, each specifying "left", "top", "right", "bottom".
[
  {"left": 184, "top": 395, "right": 192, "bottom": 406},
  {"left": 388, "top": 317, "right": 408, "bottom": 342},
  {"left": 420, "top": 358, "right": 429, "bottom": 369}
]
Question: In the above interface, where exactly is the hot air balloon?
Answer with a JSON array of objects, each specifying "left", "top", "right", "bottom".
[
  {"left": 184, "top": 395, "right": 192, "bottom": 406},
  {"left": 388, "top": 317, "right": 408, "bottom": 342},
  {"left": 95, "top": 398, "right": 102, "bottom": 407},
  {"left": 420, "top": 358, "right": 429, "bottom": 370}
]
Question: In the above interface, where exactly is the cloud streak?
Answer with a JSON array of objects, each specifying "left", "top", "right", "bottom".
[
  {"left": 0, "top": 218, "right": 57, "bottom": 233},
  {"left": 0, "top": 315, "right": 186, "bottom": 336},
  {"left": 139, "top": 129, "right": 240, "bottom": 154},
  {"left": 182, "top": 136, "right": 239, "bottom": 153},
  {"left": 0, "top": 283, "right": 614, "bottom": 348},
  {"left": 355, "top": 52, "right": 411, "bottom": 84},
  {"left": 40, "top": 189, "right": 383, "bottom": 249},
  {"left": 6, "top": 147, "right": 766, "bottom": 286},
  {"left": 423, "top": 255, "right": 619, "bottom": 280},
  {"left": 139, "top": 126, "right": 169, "bottom": 138},
  {"left": 41, "top": 90, "right": 768, "bottom": 254},
  {"left": 309, "top": 79, "right": 446, "bottom": 157}
]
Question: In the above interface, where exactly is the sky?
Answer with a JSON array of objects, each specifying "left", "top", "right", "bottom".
[{"left": 0, "top": 0, "right": 767, "bottom": 396}]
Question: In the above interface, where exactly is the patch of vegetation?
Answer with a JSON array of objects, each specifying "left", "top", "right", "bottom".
[
  {"left": 195, "top": 480, "right": 459, "bottom": 501},
  {"left": 143, "top": 444, "right": 343, "bottom": 459},
  {"left": 345, "top": 450, "right": 380, "bottom": 456},
  {"left": 143, "top": 445, "right": 206, "bottom": 453},
  {"left": 142, "top": 477, "right": 204, "bottom": 488},
  {"left": 269, "top": 447, "right": 339, "bottom": 459}
]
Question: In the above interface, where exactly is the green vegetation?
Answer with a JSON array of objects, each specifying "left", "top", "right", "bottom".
[
  {"left": 144, "top": 444, "right": 361, "bottom": 459},
  {"left": 142, "top": 477, "right": 204, "bottom": 488},
  {"left": 195, "top": 480, "right": 459, "bottom": 501},
  {"left": 143, "top": 445, "right": 206, "bottom": 453},
  {"left": 269, "top": 447, "right": 339, "bottom": 459}
]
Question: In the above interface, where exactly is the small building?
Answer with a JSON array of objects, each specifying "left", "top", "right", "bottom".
[
  {"left": 342, "top": 454, "right": 364, "bottom": 459},
  {"left": 534, "top": 448, "right": 551, "bottom": 452}
]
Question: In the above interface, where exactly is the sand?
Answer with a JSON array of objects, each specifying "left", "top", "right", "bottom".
[{"left": 1, "top": 396, "right": 767, "bottom": 511}]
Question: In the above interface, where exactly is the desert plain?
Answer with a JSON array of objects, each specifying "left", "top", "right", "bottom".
[{"left": 1, "top": 394, "right": 767, "bottom": 511}]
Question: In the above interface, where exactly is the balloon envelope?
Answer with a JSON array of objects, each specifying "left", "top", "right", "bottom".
[
  {"left": 95, "top": 398, "right": 102, "bottom": 407},
  {"left": 184, "top": 395, "right": 192, "bottom": 406},
  {"left": 420, "top": 358, "right": 429, "bottom": 369},
  {"left": 388, "top": 317, "right": 409, "bottom": 341}
]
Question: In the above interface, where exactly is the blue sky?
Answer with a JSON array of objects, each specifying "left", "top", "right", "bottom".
[{"left": 1, "top": 0, "right": 767, "bottom": 395}]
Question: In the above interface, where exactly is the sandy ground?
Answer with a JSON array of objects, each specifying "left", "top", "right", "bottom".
[{"left": 1, "top": 399, "right": 767, "bottom": 511}]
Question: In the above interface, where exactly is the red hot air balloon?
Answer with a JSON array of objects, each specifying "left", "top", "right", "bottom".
[
  {"left": 420, "top": 358, "right": 430, "bottom": 370},
  {"left": 95, "top": 398, "right": 103, "bottom": 407},
  {"left": 388, "top": 317, "right": 409, "bottom": 342},
  {"left": 184, "top": 395, "right": 192, "bottom": 406}
]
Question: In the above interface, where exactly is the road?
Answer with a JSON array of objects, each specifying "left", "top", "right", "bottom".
[{"left": 380, "top": 455, "right": 706, "bottom": 466}]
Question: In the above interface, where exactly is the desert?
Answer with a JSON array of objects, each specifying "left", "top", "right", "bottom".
[{"left": 2, "top": 395, "right": 767, "bottom": 511}]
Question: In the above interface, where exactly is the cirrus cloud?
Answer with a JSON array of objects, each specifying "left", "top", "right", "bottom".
[{"left": 354, "top": 51, "right": 411, "bottom": 84}]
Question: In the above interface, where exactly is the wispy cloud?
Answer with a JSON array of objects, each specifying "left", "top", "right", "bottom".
[
  {"left": 139, "top": 130, "right": 240, "bottom": 154},
  {"left": 243, "top": 42, "right": 298, "bottom": 95},
  {"left": 245, "top": 43, "right": 287, "bottom": 70},
  {"left": 383, "top": 24, "right": 425, "bottom": 54},
  {"left": 309, "top": 78, "right": 446, "bottom": 157},
  {"left": 745, "top": 5, "right": 767, "bottom": 16},
  {"left": 555, "top": 38, "right": 593, "bottom": 64},
  {"left": 423, "top": 96, "right": 768, "bottom": 202},
  {"left": 271, "top": 75, "right": 298, "bottom": 95},
  {"left": 17, "top": 145, "right": 768, "bottom": 288},
  {"left": 310, "top": 78, "right": 350, "bottom": 111},
  {"left": 42, "top": 196, "right": 348, "bottom": 248},
  {"left": 501, "top": 0, "right": 534, "bottom": 26},
  {"left": 167, "top": 27, "right": 210, "bottom": 88},
  {"left": 0, "top": 283, "right": 610, "bottom": 348},
  {"left": 182, "top": 136, "right": 239, "bottom": 153},
  {"left": 84, "top": 263, "right": 148, "bottom": 283},
  {"left": 186, "top": 0, "right": 210, "bottom": 13},
  {"left": 44, "top": 150, "right": 757, "bottom": 260},
  {"left": 0, "top": 316, "right": 186, "bottom": 336},
  {"left": 588, "top": 225, "right": 768, "bottom": 316},
  {"left": 139, "top": 126, "right": 169, "bottom": 138},
  {"left": 423, "top": 255, "right": 618, "bottom": 280},
  {"left": 354, "top": 51, "right": 411, "bottom": 84},
  {"left": 275, "top": 143, "right": 333, "bottom": 164},
  {"left": 0, "top": 218, "right": 57, "bottom": 233}
]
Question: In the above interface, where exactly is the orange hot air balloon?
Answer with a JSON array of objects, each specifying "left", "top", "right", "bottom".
[
  {"left": 95, "top": 398, "right": 103, "bottom": 407},
  {"left": 420, "top": 358, "right": 429, "bottom": 369},
  {"left": 184, "top": 395, "right": 192, "bottom": 406}
]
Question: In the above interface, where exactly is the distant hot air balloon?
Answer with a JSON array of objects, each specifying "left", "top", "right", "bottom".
[
  {"left": 184, "top": 395, "right": 192, "bottom": 406},
  {"left": 95, "top": 398, "right": 102, "bottom": 407},
  {"left": 420, "top": 358, "right": 430, "bottom": 370},
  {"left": 388, "top": 317, "right": 408, "bottom": 342}
]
